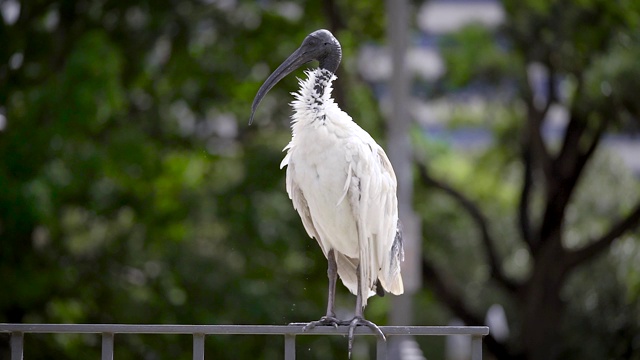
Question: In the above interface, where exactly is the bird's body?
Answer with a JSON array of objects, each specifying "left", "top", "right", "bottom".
[
  {"left": 249, "top": 29, "right": 404, "bottom": 356},
  {"left": 281, "top": 69, "right": 403, "bottom": 303}
]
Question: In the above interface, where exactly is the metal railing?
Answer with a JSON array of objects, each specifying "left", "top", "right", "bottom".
[{"left": 1, "top": 323, "right": 489, "bottom": 360}]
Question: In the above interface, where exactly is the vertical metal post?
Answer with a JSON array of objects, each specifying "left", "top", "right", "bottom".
[
  {"left": 193, "top": 333, "right": 205, "bottom": 360},
  {"left": 385, "top": 0, "right": 420, "bottom": 296},
  {"left": 376, "top": 337, "right": 388, "bottom": 360},
  {"left": 101, "top": 333, "right": 114, "bottom": 360},
  {"left": 10, "top": 332, "right": 23, "bottom": 360},
  {"left": 471, "top": 335, "right": 483, "bottom": 360},
  {"left": 386, "top": 0, "right": 422, "bottom": 357},
  {"left": 284, "top": 334, "right": 296, "bottom": 360}
]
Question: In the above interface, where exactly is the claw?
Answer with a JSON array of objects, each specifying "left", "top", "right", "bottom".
[
  {"left": 300, "top": 316, "right": 346, "bottom": 332},
  {"left": 347, "top": 317, "right": 386, "bottom": 359}
]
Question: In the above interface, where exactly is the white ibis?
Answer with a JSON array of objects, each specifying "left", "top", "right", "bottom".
[{"left": 250, "top": 29, "right": 404, "bottom": 356}]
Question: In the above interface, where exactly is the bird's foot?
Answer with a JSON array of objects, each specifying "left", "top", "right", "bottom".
[
  {"left": 347, "top": 316, "right": 386, "bottom": 359},
  {"left": 299, "top": 315, "right": 346, "bottom": 331}
]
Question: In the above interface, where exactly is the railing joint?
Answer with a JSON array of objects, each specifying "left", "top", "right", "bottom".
[
  {"left": 101, "top": 332, "right": 114, "bottom": 360},
  {"left": 10, "top": 331, "right": 24, "bottom": 360},
  {"left": 284, "top": 333, "right": 296, "bottom": 360}
]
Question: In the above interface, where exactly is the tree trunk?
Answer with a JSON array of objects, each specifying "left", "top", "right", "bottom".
[{"left": 520, "top": 235, "right": 567, "bottom": 360}]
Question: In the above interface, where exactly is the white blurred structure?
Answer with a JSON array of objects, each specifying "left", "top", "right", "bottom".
[
  {"left": 417, "top": 0, "right": 505, "bottom": 34},
  {"left": 485, "top": 304, "right": 510, "bottom": 342},
  {"left": 445, "top": 305, "right": 509, "bottom": 360},
  {"left": 445, "top": 319, "right": 471, "bottom": 360},
  {"left": 0, "top": 0, "right": 20, "bottom": 25},
  {"left": 400, "top": 338, "right": 428, "bottom": 360}
]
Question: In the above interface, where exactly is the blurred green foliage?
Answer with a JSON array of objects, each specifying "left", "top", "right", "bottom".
[
  {"left": 0, "top": 1, "right": 387, "bottom": 359},
  {"left": 1, "top": 0, "right": 639, "bottom": 360}
]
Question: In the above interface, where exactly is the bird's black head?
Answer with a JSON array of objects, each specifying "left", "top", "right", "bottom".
[
  {"left": 249, "top": 29, "right": 342, "bottom": 125},
  {"left": 301, "top": 29, "right": 342, "bottom": 73}
]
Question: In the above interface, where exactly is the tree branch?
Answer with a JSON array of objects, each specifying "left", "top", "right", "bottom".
[
  {"left": 521, "top": 64, "right": 554, "bottom": 185},
  {"left": 538, "top": 83, "right": 607, "bottom": 247},
  {"left": 557, "top": 72, "right": 629, "bottom": 270},
  {"left": 416, "top": 161, "right": 520, "bottom": 293},
  {"left": 518, "top": 142, "right": 536, "bottom": 250},
  {"left": 566, "top": 200, "right": 640, "bottom": 270},
  {"left": 576, "top": 115, "right": 608, "bottom": 173},
  {"left": 422, "top": 257, "right": 484, "bottom": 325},
  {"left": 542, "top": 65, "right": 557, "bottom": 115},
  {"left": 554, "top": 110, "right": 588, "bottom": 182},
  {"left": 422, "top": 257, "right": 522, "bottom": 360}
]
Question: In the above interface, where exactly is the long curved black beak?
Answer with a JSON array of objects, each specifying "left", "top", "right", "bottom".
[{"left": 249, "top": 46, "right": 312, "bottom": 125}]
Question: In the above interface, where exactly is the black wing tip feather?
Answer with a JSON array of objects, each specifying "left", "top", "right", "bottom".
[
  {"left": 375, "top": 279, "right": 385, "bottom": 297},
  {"left": 394, "top": 220, "right": 405, "bottom": 262}
]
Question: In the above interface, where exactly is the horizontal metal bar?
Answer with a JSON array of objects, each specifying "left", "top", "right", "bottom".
[{"left": 0, "top": 324, "right": 488, "bottom": 337}]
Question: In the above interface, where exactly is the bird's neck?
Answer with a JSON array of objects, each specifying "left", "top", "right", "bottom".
[{"left": 291, "top": 68, "right": 336, "bottom": 126}]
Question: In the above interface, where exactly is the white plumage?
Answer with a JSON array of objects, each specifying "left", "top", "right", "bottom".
[{"left": 280, "top": 69, "right": 404, "bottom": 307}]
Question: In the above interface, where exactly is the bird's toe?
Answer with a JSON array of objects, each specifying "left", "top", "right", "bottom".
[
  {"left": 347, "top": 317, "right": 386, "bottom": 358},
  {"left": 301, "top": 316, "right": 345, "bottom": 332}
]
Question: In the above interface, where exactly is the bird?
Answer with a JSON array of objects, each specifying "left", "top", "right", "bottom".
[{"left": 249, "top": 29, "right": 404, "bottom": 357}]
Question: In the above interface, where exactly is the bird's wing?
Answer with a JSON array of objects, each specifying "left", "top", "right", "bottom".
[
  {"left": 375, "top": 148, "right": 404, "bottom": 295},
  {"left": 282, "top": 159, "right": 330, "bottom": 257},
  {"left": 346, "top": 134, "right": 404, "bottom": 305}
]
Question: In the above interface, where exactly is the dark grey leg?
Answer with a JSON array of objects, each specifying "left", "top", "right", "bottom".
[
  {"left": 301, "top": 249, "right": 344, "bottom": 331},
  {"left": 347, "top": 265, "right": 386, "bottom": 359},
  {"left": 325, "top": 248, "right": 338, "bottom": 317}
]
